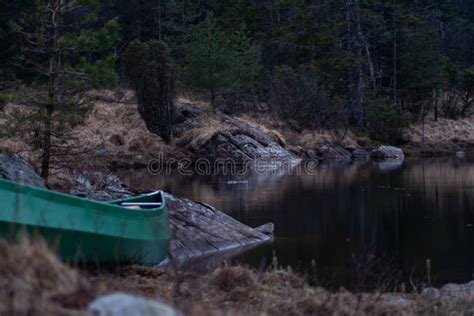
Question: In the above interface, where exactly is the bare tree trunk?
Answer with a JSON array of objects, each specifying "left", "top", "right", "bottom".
[
  {"left": 136, "top": 0, "right": 142, "bottom": 40},
  {"left": 434, "top": 12, "right": 442, "bottom": 122},
  {"left": 41, "top": 0, "right": 60, "bottom": 182},
  {"left": 210, "top": 86, "right": 216, "bottom": 113},
  {"left": 158, "top": 0, "right": 162, "bottom": 41},
  {"left": 461, "top": 93, "right": 472, "bottom": 117},
  {"left": 40, "top": 105, "right": 52, "bottom": 181},
  {"left": 421, "top": 103, "right": 425, "bottom": 150},
  {"left": 392, "top": 0, "right": 398, "bottom": 108},
  {"left": 348, "top": 0, "right": 365, "bottom": 128}
]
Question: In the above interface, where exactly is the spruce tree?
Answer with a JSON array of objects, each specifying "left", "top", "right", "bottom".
[
  {"left": 188, "top": 14, "right": 260, "bottom": 112},
  {"left": 9, "top": 0, "right": 119, "bottom": 182}
]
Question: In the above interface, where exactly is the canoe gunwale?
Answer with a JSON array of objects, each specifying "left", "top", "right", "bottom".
[{"left": 0, "top": 179, "right": 167, "bottom": 220}]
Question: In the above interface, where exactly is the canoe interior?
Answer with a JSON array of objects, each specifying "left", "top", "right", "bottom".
[
  {"left": 0, "top": 179, "right": 170, "bottom": 264},
  {"left": 110, "top": 191, "right": 164, "bottom": 209}
]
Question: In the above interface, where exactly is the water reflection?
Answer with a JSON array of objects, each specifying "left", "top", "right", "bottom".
[{"left": 118, "top": 158, "right": 474, "bottom": 287}]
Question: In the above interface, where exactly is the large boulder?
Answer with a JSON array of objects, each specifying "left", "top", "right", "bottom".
[
  {"left": 0, "top": 154, "right": 46, "bottom": 188},
  {"left": 223, "top": 116, "right": 279, "bottom": 146},
  {"left": 198, "top": 131, "right": 295, "bottom": 163},
  {"left": 88, "top": 293, "right": 181, "bottom": 316},
  {"left": 317, "top": 144, "right": 352, "bottom": 162},
  {"left": 370, "top": 146, "right": 404, "bottom": 160}
]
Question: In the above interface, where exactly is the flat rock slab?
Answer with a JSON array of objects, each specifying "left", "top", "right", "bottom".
[{"left": 165, "top": 193, "right": 272, "bottom": 263}]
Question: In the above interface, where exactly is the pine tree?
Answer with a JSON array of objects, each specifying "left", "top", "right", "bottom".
[
  {"left": 188, "top": 14, "right": 261, "bottom": 112},
  {"left": 187, "top": 14, "right": 235, "bottom": 112},
  {"left": 9, "top": 0, "right": 119, "bottom": 182}
]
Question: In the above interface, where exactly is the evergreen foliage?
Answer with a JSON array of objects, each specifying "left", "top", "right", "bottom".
[
  {"left": 122, "top": 40, "right": 176, "bottom": 143},
  {"left": 6, "top": 0, "right": 118, "bottom": 181},
  {"left": 2, "top": 0, "right": 474, "bottom": 151}
]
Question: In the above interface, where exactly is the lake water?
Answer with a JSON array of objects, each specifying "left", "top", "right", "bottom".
[{"left": 119, "top": 157, "right": 474, "bottom": 290}]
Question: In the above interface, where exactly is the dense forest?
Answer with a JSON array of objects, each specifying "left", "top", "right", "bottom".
[{"left": 1, "top": 0, "right": 474, "bottom": 172}]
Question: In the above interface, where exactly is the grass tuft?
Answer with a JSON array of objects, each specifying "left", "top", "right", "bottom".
[
  {"left": 0, "top": 236, "right": 93, "bottom": 315},
  {"left": 211, "top": 266, "right": 255, "bottom": 292}
]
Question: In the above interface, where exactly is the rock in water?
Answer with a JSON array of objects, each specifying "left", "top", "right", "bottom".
[
  {"left": 198, "top": 131, "right": 295, "bottom": 163},
  {"left": 88, "top": 293, "right": 181, "bottom": 316},
  {"left": 181, "top": 114, "right": 296, "bottom": 164},
  {"left": 352, "top": 148, "right": 371, "bottom": 159},
  {"left": 370, "top": 146, "right": 404, "bottom": 160},
  {"left": 0, "top": 154, "right": 46, "bottom": 188},
  {"left": 317, "top": 144, "right": 352, "bottom": 162}
]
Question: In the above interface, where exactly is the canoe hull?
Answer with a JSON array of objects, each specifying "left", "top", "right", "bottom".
[
  {"left": 0, "top": 179, "right": 170, "bottom": 264},
  {"left": 0, "top": 222, "right": 169, "bottom": 264}
]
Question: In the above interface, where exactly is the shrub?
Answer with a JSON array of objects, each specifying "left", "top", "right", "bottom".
[
  {"left": 122, "top": 40, "right": 176, "bottom": 143},
  {"left": 365, "top": 101, "right": 407, "bottom": 144}
]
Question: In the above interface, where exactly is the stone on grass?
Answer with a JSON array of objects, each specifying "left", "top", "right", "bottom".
[{"left": 88, "top": 292, "right": 181, "bottom": 316}]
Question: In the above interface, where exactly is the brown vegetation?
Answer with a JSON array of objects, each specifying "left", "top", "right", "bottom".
[
  {"left": 87, "top": 263, "right": 474, "bottom": 316},
  {"left": 0, "top": 91, "right": 173, "bottom": 185},
  {"left": 2, "top": 91, "right": 473, "bottom": 186},
  {"left": 0, "top": 239, "right": 474, "bottom": 315},
  {"left": 0, "top": 237, "right": 93, "bottom": 315},
  {"left": 403, "top": 116, "right": 474, "bottom": 155}
]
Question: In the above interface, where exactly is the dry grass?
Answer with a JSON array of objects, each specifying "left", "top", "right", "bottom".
[
  {"left": 89, "top": 264, "right": 474, "bottom": 316},
  {"left": 0, "top": 240, "right": 473, "bottom": 315},
  {"left": 298, "top": 129, "right": 360, "bottom": 149},
  {"left": 236, "top": 113, "right": 363, "bottom": 152},
  {"left": 0, "top": 237, "right": 93, "bottom": 315},
  {"left": 177, "top": 95, "right": 211, "bottom": 110},
  {"left": 0, "top": 90, "right": 174, "bottom": 183},
  {"left": 403, "top": 116, "right": 474, "bottom": 154}
]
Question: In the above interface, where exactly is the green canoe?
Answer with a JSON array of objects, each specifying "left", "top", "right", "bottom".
[{"left": 0, "top": 178, "right": 170, "bottom": 264}]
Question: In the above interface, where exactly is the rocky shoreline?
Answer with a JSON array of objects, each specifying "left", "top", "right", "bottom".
[
  {"left": 0, "top": 153, "right": 273, "bottom": 266},
  {"left": 1, "top": 148, "right": 474, "bottom": 315},
  {"left": 1, "top": 98, "right": 473, "bottom": 315},
  {"left": 2, "top": 97, "right": 471, "bottom": 176}
]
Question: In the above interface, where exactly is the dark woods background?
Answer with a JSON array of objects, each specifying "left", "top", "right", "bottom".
[{"left": 2, "top": 0, "right": 474, "bottom": 144}]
